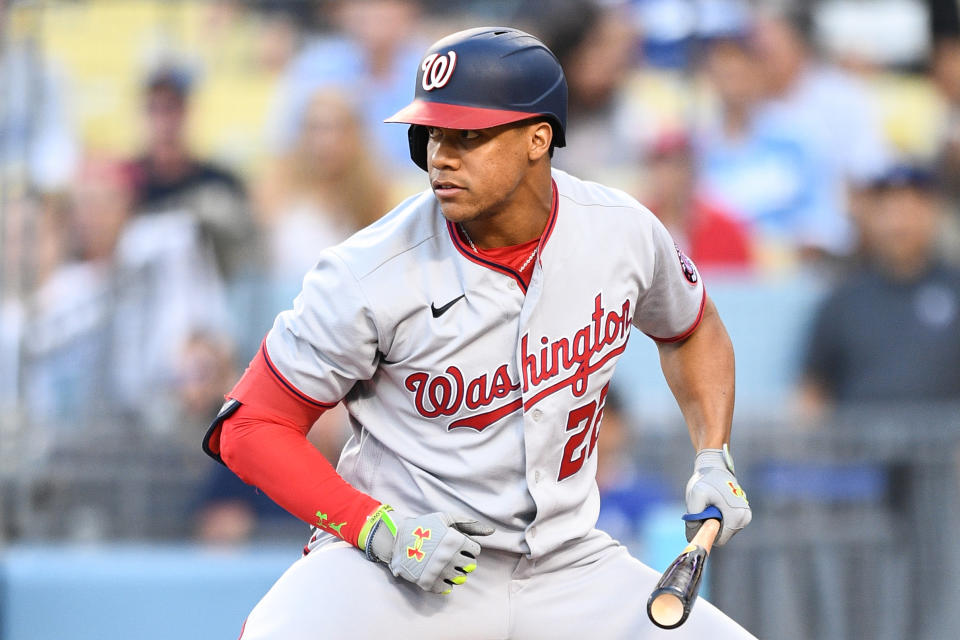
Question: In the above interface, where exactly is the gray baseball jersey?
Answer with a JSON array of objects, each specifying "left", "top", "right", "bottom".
[{"left": 263, "top": 167, "right": 704, "bottom": 558}]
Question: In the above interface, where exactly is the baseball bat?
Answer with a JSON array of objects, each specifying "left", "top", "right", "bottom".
[{"left": 646, "top": 506, "right": 722, "bottom": 630}]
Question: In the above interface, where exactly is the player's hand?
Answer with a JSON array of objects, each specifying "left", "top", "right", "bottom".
[
  {"left": 684, "top": 446, "right": 751, "bottom": 546},
  {"left": 361, "top": 506, "right": 495, "bottom": 594}
]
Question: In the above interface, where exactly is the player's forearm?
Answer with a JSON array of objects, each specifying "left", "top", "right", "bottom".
[
  {"left": 656, "top": 297, "right": 735, "bottom": 451},
  {"left": 219, "top": 405, "right": 380, "bottom": 544}
]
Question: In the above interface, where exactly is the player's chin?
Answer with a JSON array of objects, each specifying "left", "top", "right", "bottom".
[{"left": 436, "top": 198, "right": 481, "bottom": 224}]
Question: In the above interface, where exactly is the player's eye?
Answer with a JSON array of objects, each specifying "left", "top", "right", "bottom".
[{"left": 460, "top": 130, "right": 479, "bottom": 140}]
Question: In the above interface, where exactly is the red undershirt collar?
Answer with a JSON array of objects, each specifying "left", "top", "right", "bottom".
[{"left": 447, "top": 179, "right": 559, "bottom": 292}]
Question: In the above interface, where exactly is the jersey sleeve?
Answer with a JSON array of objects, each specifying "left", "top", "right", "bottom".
[
  {"left": 208, "top": 248, "right": 385, "bottom": 546},
  {"left": 263, "top": 249, "right": 381, "bottom": 404},
  {"left": 633, "top": 215, "right": 706, "bottom": 342}
]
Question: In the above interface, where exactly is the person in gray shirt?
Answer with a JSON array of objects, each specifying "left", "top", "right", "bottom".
[{"left": 800, "top": 163, "right": 960, "bottom": 410}]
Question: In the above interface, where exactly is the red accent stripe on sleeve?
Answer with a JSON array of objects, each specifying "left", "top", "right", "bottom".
[
  {"left": 260, "top": 342, "right": 337, "bottom": 409},
  {"left": 646, "top": 288, "right": 708, "bottom": 343},
  {"left": 228, "top": 340, "right": 336, "bottom": 428}
]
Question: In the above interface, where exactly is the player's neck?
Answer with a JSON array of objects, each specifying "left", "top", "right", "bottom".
[{"left": 461, "top": 172, "right": 553, "bottom": 248}]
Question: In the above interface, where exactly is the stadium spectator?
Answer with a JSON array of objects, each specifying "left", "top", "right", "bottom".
[
  {"left": 253, "top": 5, "right": 306, "bottom": 74},
  {"left": 752, "top": 6, "right": 890, "bottom": 256},
  {"left": 0, "top": 0, "right": 79, "bottom": 193},
  {"left": 265, "top": 0, "right": 425, "bottom": 172},
  {"left": 643, "top": 131, "right": 752, "bottom": 272},
  {"left": 798, "top": 164, "right": 960, "bottom": 413},
  {"left": 128, "top": 66, "right": 255, "bottom": 280},
  {"left": 173, "top": 331, "right": 238, "bottom": 442},
  {"left": 110, "top": 199, "right": 231, "bottom": 430},
  {"left": 696, "top": 32, "right": 846, "bottom": 263},
  {"left": 18, "top": 159, "right": 131, "bottom": 426},
  {"left": 931, "top": 34, "right": 960, "bottom": 262},
  {"left": 794, "top": 161, "right": 960, "bottom": 639},
  {"left": 524, "top": 0, "right": 640, "bottom": 182},
  {"left": 5, "top": 151, "right": 231, "bottom": 431},
  {"left": 0, "top": 196, "right": 33, "bottom": 409},
  {"left": 753, "top": 7, "right": 890, "bottom": 188},
  {"left": 254, "top": 88, "right": 387, "bottom": 306},
  {"left": 933, "top": 37, "right": 960, "bottom": 200},
  {"left": 10, "top": 156, "right": 230, "bottom": 432}
]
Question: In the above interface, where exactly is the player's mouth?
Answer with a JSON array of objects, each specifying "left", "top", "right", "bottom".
[{"left": 432, "top": 179, "right": 466, "bottom": 199}]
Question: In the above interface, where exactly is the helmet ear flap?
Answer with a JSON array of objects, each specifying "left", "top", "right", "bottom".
[{"left": 408, "top": 125, "right": 429, "bottom": 171}]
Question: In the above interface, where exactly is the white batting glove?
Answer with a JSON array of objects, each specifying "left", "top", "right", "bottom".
[
  {"left": 359, "top": 506, "right": 494, "bottom": 594},
  {"left": 684, "top": 446, "right": 751, "bottom": 546}
]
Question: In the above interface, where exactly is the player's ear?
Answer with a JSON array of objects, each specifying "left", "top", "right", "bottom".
[{"left": 528, "top": 121, "right": 553, "bottom": 162}]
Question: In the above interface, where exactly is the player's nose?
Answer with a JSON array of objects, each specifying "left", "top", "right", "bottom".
[{"left": 428, "top": 136, "right": 461, "bottom": 172}]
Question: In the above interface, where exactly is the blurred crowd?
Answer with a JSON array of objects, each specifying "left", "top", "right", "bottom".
[{"left": 1, "top": 0, "right": 959, "bottom": 562}]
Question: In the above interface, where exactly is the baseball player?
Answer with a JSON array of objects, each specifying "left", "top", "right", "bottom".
[{"left": 203, "top": 27, "right": 754, "bottom": 639}]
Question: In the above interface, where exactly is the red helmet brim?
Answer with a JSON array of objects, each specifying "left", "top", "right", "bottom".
[{"left": 385, "top": 100, "right": 539, "bottom": 130}]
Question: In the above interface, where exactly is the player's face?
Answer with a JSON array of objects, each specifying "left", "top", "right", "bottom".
[{"left": 425, "top": 122, "right": 546, "bottom": 223}]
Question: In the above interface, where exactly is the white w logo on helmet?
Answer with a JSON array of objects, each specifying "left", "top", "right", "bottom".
[{"left": 421, "top": 51, "right": 457, "bottom": 91}]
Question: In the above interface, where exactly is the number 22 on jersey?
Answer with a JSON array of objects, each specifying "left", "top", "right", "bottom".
[{"left": 558, "top": 383, "right": 609, "bottom": 481}]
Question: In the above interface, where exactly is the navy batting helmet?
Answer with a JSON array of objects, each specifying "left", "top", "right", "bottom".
[{"left": 385, "top": 27, "right": 568, "bottom": 171}]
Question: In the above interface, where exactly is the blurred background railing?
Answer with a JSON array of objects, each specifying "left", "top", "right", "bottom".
[
  {"left": 3, "top": 0, "right": 960, "bottom": 638},
  {"left": 632, "top": 408, "right": 960, "bottom": 640}
]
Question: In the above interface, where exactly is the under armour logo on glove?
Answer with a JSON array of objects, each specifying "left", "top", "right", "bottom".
[
  {"left": 727, "top": 481, "right": 747, "bottom": 501},
  {"left": 407, "top": 527, "right": 431, "bottom": 561},
  {"left": 684, "top": 446, "right": 752, "bottom": 546},
  {"left": 365, "top": 509, "right": 494, "bottom": 594}
]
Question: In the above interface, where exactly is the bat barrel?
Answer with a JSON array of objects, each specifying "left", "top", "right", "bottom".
[
  {"left": 646, "top": 544, "right": 709, "bottom": 629},
  {"left": 648, "top": 591, "right": 687, "bottom": 629}
]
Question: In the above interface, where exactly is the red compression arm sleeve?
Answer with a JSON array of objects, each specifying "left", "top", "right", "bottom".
[{"left": 217, "top": 343, "right": 380, "bottom": 545}]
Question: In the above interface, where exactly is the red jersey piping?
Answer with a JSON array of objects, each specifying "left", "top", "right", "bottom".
[
  {"left": 645, "top": 288, "right": 708, "bottom": 343},
  {"left": 261, "top": 341, "right": 338, "bottom": 409},
  {"left": 446, "top": 180, "right": 559, "bottom": 292}
]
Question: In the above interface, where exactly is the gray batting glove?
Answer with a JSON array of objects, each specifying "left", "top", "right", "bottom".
[
  {"left": 684, "top": 446, "right": 751, "bottom": 546},
  {"left": 363, "top": 507, "right": 494, "bottom": 594}
]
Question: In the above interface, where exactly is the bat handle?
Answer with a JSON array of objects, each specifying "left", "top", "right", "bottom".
[
  {"left": 683, "top": 503, "right": 724, "bottom": 553},
  {"left": 691, "top": 517, "right": 721, "bottom": 555}
]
